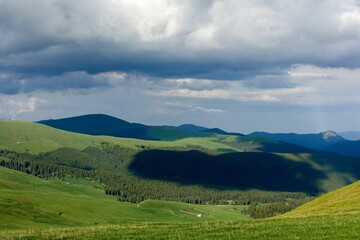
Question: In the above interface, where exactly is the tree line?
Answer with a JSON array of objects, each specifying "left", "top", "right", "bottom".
[{"left": 0, "top": 145, "right": 311, "bottom": 210}]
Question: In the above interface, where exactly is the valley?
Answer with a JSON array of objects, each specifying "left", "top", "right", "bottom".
[{"left": 1, "top": 115, "right": 360, "bottom": 239}]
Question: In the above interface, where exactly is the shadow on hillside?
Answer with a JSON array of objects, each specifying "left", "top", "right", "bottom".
[{"left": 129, "top": 150, "right": 326, "bottom": 194}]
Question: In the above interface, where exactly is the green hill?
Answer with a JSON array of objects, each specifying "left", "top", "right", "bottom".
[
  {"left": 38, "top": 114, "right": 212, "bottom": 140},
  {"left": 282, "top": 180, "right": 360, "bottom": 217},
  {"left": 1, "top": 120, "right": 360, "bottom": 202},
  {"left": 2, "top": 166, "right": 360, "bottom": 239},
  {"left": 0, "top": 120, "right": 236, "bottom": 154},
  {"left": 2, "top": 120, "right": 360, "bottom": 239},
  {"left": 0, "top": 166, "right": 248, "bottom": 230}
]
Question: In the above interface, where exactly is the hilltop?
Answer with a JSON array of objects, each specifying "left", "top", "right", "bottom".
[
  {"left": 0, "top": 120, "right": 234, "bottom": 154},
  {"left": 38, "top": 114, "right": 212, "bottom": 141}
]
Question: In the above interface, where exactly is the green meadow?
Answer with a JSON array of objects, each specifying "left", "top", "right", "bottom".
[
  {"left": 0, "top": 167, "right": 248, "bottom": 230},
  {"left": 2, "top": 120, "right": 360, "bottom": 239},
  {"left": 2, "top": 164, "right": 360, "bottom": 239},
  {"left": 2, "top": 214, "right": 360, "bottom": 239}
]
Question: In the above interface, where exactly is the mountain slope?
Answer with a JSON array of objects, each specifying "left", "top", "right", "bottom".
[
  {"left": 249, "top": 131, "right": 346, "bottom": 150},
  {"left": 0, "top": 121, "right": 237, "bottom": 154},
  {"left": 38, "top": 114, "right": 154, "bottom": 140},
  {"left": 283, "top": 180, "right": 360, "bottom": 217},
  {"left": 177, "top": 124, "right": 209, "bottom": 133},
  {"left": 39, "top": 114, "right": 211, "bottom": 140},
  {"left": 325, "top": 140, "right": 360, "bottom": 158},
  {"left": 0, "top": 166, "right": 248, "bottom": 229},
  {"left": 2, "top": 120, "right": 360, "bottom": 201}
]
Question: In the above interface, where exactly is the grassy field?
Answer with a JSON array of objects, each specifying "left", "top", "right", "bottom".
[
  {"left": 0, "top": 167, "right": 248, "bottom": 230},
  {"left": 2, "top": 120, "right": 360, "bottom": 239},
  {"left": 2, "top": 166, "right": 360, "bottom": 239},
  {"left": 1, "top": 214, "right": 360, "bottom": 239}
]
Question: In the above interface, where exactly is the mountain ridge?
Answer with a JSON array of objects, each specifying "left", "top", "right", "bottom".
[
  {"left": 37, "top": 114, "right": 359, "bottom": 157},
  {"left": 38, "top": 114, "right": 212, "bottom": 141}
]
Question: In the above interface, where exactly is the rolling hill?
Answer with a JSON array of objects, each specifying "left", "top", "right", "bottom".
[
  {"left": 0, "top": 120, "right": 235, "bottom": 154},
  {"left": 177, "top": 124, "right": 209, "bottom": 133},
  {"left": 283, "top": 179, "right": 360, "bottom": 217},
  {"left": 38, "top": 114, "right": 212, "bottom": 141},
  {"left": 3, "top": 164, "right": 360, "bottom": 239},
  {"left": 0, "top": 166, "right": 248, "bottom": 230},
  {"left": 1, "top": 120, "right": 360, "bottom": 196},
  {"left": 2, "top": 120, "right": 360, "bottom": 239}
]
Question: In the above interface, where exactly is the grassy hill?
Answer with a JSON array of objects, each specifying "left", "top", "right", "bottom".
[
  {"left": 0, "top": 120, "right": 236, "bottom": 154},
  {"left": 1, "top": 120, "right": 360, "bottom": 199},
  {"left": 282, "top": 180, "right": 360, "bottom": 217},
  {"left": 2, "top": 166, "right": 360, "bottom": 239},
  {"left": 2, "top": 120, "right": 360, "bottom": 239},
  {"left": 0, "top": 166, "right": 248, "bottom": 230},
  {"left": 38, "top": 114, "right": 213, "bottom": 141}
]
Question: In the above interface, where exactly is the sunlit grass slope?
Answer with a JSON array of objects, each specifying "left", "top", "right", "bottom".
[
  {"left": 2, "top": 214, "right": 360, "bottom": 240},
  {"left": 0, "top": 167, "right": 248, "bottom": 230},
  {"left": 0, "top": 121, "right": 237, "bottom": 154},
  {"left": 282, "top": 180, "right": 360, "bottom": 217}
]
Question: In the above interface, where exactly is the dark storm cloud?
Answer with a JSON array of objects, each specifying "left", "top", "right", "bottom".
[
  {"left": 1, "top": 0, "right": 360, "bottom": 94},
  {"left": 0, "top": 72, "right": 113, "bottom": 94}
]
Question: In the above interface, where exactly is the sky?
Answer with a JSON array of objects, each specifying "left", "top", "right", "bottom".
[{"left": 1, "top": 0, "right": 360, "bottom": 133}]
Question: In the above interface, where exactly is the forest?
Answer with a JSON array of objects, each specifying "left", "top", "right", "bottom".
[{"left": 0, "top": 144, "right": 311, "bottom": 217}]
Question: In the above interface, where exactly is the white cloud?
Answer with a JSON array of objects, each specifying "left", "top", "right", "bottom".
[
  {"left": 3, "top": 96, "right": 46, "bottom": 119},
  {"left": 163, "top": 101, "right": 224, "bottom": 114}
]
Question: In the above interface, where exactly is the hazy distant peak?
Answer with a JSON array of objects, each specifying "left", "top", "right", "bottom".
[
  {"left": 177, "top": 124, "right": 208, "bottom": 133},
  {"left": 321, "top": 131, "right": 343, "bottom": 142}
]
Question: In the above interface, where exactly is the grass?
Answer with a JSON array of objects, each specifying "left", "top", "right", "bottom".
[
  {"left": 0, "top": 167, "right": 248, "bottom": 230},
  {"left": 1, "top": 214, "right": 360, "bottom": 239},
  {"left": 282, "top": 179, "right": 360, "bottom": 217},
  {"left": 0, "top": 121, "right": 238, "bottom": 154},
  {"left": 3, "top": 165, "right": 360, "bottom": 239},
  {"left": 2, "top": 120, "right": 360, "bottom": 239}
]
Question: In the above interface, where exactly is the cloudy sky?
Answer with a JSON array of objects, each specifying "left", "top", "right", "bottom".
[{"left": 1, "top": 0, "right": 360, "bottom": 133}]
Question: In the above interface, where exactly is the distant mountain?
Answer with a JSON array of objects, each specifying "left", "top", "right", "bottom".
[
  {"left": 177, "top": 124, "right": 245, "bottom": 136},
  {"left": 325, "top": 140, "right": 360, "bottom": 158},
  {"left": 202, "top": 128, "right": 244, "bottom": 136},
  {"left": 38, "top": 114, "right": 211, "bottom": 141},
  {"left": 339, "top": 131, "right": 360, "bottom": 141},
  {"left": 38, "top": 114, "right": 359, "bottom": 158},
  {"left": 203, "top": 128, "right": 229, "bottom": 135},
  {"left": 177, "top": 124, "right": 209, "bottom": 133},
  {"left": 248, "top": 131, "right": 346, "bottom": 150},
  {"left": 38, "top": 114, "right": 152, "bottom": 139}
]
